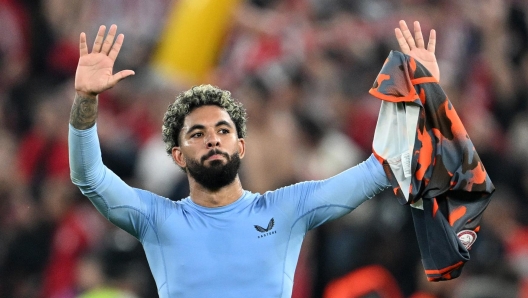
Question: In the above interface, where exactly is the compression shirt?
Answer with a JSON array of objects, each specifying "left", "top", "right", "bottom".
[{"left": 69, "top": 124, "right": 389, "bottom": 298}]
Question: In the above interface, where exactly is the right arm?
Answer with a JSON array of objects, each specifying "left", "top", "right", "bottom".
[
  {"left": 69, "top": 123, "right": 154, "bottom": 238},
  {"left": 68, "top": 25, "right": 162, "bottom": 239}
]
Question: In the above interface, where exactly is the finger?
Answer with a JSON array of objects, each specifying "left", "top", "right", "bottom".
[
  {"left": 427, "top": 29, "right": 436, "bottom": 53},
  {"left": 101, "top": 24, "right": 118, "bottom": 55},
  {"left": 79, "top": 32, "right": 88, "bottom": 56},
  {"left": 108, "top": 70, "right": 135, "bottom": 87},
  {"left": 399, "top": 20, "right": 416, "bottom": 49},
  {"left": 108, "top": 33, "right": 124, "bottom": 61},
  {"left": 92, "top": 25, "right": 106, "bottom": 53},
  {"left": 414, "top": 21, "right": 425, "bottom": 48},
  {"left": 395, "top": 28, "right": 411, "bottom": 54}
]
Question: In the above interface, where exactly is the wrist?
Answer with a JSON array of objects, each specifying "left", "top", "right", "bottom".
[{"left": 75, "top": 90, "right": 98, "bottom": 99}]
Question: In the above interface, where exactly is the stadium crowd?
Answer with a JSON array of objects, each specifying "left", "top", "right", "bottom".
[{"left": 1, "top": 0, "right": 528, "bottom": 297}]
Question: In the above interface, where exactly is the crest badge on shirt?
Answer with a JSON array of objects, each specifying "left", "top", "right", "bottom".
[
  {"left": 255, "top": 218, "right": 276, "bottom": 238},
  {"left": 457, "top": 230, "right": 477, "bottom": 250}
]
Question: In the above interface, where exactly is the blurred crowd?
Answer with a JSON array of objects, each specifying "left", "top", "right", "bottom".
[{"left": 1, "top": 0, "right": 528, "bottom": 297}]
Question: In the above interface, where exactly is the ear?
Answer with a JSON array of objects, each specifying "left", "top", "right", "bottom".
[
  {"left": 237, "top": 138, "right": 246, "bottom": 159},
  {"left": 172, "top": 147, "right": 186, "bottom": 168}
]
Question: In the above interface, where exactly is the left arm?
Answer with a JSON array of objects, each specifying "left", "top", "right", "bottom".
[
  {"left": 303, "top": 154, "right": 390, "bottom": 228},
  {"left": 268, "top": 154, "right": 389, "bottom": 230},
  {"left": 297, "top": 20, "right": 439, "bottom": 228},
  {"left": 268, "top": 20, "right": 439, "bottom": 229}
]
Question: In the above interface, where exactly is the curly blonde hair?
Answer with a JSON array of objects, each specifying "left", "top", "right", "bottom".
[{"left": 162, "top": 84, "right": 247, "bottom": 155}]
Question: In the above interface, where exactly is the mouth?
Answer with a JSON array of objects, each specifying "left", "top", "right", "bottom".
[
  {"left": 206, "top": 154, "right": 224, "bottom": 161},
  {"left": 201, "top": 150, "right": 229, "bottom": 163}
]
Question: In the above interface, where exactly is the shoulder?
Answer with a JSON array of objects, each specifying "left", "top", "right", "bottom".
[
  {"left": 132, "top": 187, "right": 186, "bottom": 210},
  {"left": 257, "top": 181, "right": 316, "bottom": 205}
]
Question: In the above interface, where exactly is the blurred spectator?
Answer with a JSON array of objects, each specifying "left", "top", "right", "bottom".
[
  {"left": 75, "top": 251, "right": 145, "bottom": 298},
  {"left": 234, "top": 75, "right": 299, "bottom": 193},
  {"left": 0, "top": 0, "right": 30, "bottom": 93},
  {"left": 40, "top": 187, "right": 106, "bottom": 298},
  {"left": 16, "top": 94, "right": 70, "bottom": 201},
  {"left": 323, "top": 264, "right": 404, "bottom": 298}
]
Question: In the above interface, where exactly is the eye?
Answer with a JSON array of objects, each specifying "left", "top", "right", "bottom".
[
  {"left": 219, "top": 128, "right": 230, "bottom": 134},
  {"left": 191, "top": 132, "right": 203, "bottom": 138}
]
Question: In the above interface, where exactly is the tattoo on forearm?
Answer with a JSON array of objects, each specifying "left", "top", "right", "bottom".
[{"left": 70, "top": 93, "right": 98, "bottom": 129}]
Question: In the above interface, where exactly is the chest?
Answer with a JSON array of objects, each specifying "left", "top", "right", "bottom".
[
  {"left": 160, "top": 208, "right": 299, "bottom": 266},
  {"left": 167, "top": 210, "right": 287, "bottom": 251}
]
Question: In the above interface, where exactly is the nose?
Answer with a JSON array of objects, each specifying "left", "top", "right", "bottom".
[{"left": 205, "top": 131, "right": 220, "bottom": 148}]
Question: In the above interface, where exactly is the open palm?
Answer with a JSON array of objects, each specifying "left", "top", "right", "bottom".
[
  {"left": 75, "top": 24, "right": 134, "bottom": 97},
  {"left": 395, "top": 20, "right": 440, "bottom": 82}
]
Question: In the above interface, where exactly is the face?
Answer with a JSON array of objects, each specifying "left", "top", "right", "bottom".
[{"left": 172, "top": 105, "right": 245, "bottom": 190}]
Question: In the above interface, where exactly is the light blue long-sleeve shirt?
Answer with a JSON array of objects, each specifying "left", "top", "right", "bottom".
[{"left": 68, "top": 124, "right": 389, "bottom": 298}]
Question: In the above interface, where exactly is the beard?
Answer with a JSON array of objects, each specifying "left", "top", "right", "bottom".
[{"left": 185, "top": 149, "right": 241, "bottom": 191}]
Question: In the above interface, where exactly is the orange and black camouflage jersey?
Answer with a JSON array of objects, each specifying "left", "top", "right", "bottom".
[{"left": 370, "top": 51, "right": 495, "bottom": 281}]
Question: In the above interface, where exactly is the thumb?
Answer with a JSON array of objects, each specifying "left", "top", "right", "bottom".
[{"left": 108, "top": 70, "right": 135, "bottom": 87}]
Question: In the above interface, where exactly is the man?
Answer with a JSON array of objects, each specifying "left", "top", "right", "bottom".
[{"left": 69, "top": 21, "right": 438, "bottom": 297}]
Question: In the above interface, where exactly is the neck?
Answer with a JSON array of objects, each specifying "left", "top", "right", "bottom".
[{"left": 188, "top": 176, "right": 244, "bottom": 208}]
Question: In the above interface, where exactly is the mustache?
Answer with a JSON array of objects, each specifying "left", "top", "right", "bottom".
[{"left": 201, "top": 149, "right": 230, "bottom": 163}]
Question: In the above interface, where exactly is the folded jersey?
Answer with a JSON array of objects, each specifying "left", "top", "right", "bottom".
[{"left": 370, "top": 51, "right": 495, "bottom": 281}]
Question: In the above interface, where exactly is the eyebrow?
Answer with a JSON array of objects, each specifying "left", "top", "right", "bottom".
[{"left": 185, "top": 120, "right": 234, "bottom": 135}]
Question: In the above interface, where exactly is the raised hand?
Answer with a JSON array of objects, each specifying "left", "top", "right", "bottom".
[
  {"left": 395, "top": 20, "right": 439, "bottom": 82},
  {"left": 75, "top": 24, "right": 135, "bottom": 98}
]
